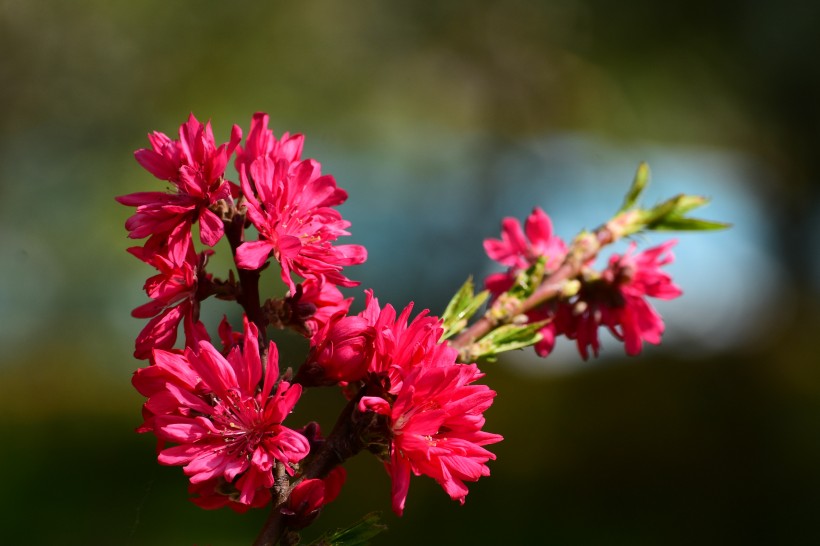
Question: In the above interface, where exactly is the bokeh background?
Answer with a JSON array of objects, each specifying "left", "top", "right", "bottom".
[{"left": 2, "top": 1, "right": 819, "bottom": 544}]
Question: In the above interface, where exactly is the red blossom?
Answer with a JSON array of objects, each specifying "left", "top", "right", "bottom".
[
  {"left": 132, "top": 318, "right": 310, "bottom": 511},
  {"left": 351, "top": 292, "right": 502, "bottom": 515},
  {"left": 234, "top": 112, "right": 304, "bottom": 176},
  {"left": 562, "top": 240, "right": 682, "bottom": 358},
  {"left": 484, "top": 208, "right": 682, "bottom": 358},
  {"left": 359, "top": 363, "right": 502, "bottom": 516},
  {"left": 483, "top": 206, "right": 568, "bottom": 294},
  {"left": 236, "top": 151, "right": 367, "bottom": 291},
  {"left": 304, "top": 314, "right": 375, "bottom": 385},
  {"left": 361, "top": 291, "right": 455, "bottom": 395},
  {"left": 483, "top": 208, "right": 569, "bottom": 356},
  {"left": 117, "top": 113, "right": 242, "bottom": 261}
]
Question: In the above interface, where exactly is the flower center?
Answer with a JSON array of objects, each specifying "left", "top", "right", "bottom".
[{"left": 211, "top": 390, "right": 276, "bottom": 454}]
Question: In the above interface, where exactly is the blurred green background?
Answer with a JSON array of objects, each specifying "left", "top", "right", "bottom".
[{"left": 2, "top": 1, "right": 820, "bottom": 544}]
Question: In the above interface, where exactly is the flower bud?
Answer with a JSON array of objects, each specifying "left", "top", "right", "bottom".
[{"left": 305, "top": 315, "right": 374, "bottom": 384}]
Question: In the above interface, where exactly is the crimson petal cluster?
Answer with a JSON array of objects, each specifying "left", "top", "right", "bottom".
[
  {"left": 359, "top": 362, "right": 502, "bottom": 516},
  {"left": 562, "top": 240, "right": 682, "bottom": 358},
  {"left": 132, "top": 318, "right": 309, "bottom": 512},
  {"left": 235, "top": 114, "right": 367, "bottom": 291},
  {"left": 117, "top": 113, "right": 242, "bottom": 262}
]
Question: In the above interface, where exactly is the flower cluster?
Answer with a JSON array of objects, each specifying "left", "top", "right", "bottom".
[
  {"left": 118, "top": 113, "right": 366, "bottom": 359},
  {"left": 304, "top": 291, "right": 503, "bottom": 515},
  {"left": 120, "top": 112, "right": 708, "bottom": 543},
  {"left": 121, "top": 113, "right": 502, "bottom": 525},
  {"left": 484, "top": 207, "right": 682, "bottom": 359}
]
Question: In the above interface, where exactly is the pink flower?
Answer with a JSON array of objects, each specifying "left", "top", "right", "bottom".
[
  {"left": 296, "top": 289, "right": 381, "bottom": 387},
  {"left": 234, "top": 112, "right": 304, "bottom": 176},
  {"left": 128, "top": 245, "right": 211, "bottom": 360},
  {"left": 348, "top": 291, "right": 502, "bottom": 515},
  {"left": 235, "top": 153, "right": 367, "bottom": 291},
  {"left": 483, "top": 208, "right": 568, "bottom": 356},
  {"left": 298, "top": 290, "right": 447, "bottom": 388},
  {"left": 362, "top": 291, "right": 454, "bottom": 393},
  {"left": 483, "top": 207, "right": 567, "bottom": 294},
  {"left": 603, "top": 240, "right": 682, "bottom": 355},
  {"left": 560, "top": 241, "right": 682, "bottom": 358},
  {"left": 483, "top": 210, "right": 681, "bottom": 359},
  {"left": 133, "top": 318, "right": 310, "bottom": 511},
  {"left": 116, "top": 113, "right": 242, "bottom": 261},
  {"left": 359, "top": 362, "right": 502, "bottom": 516}
]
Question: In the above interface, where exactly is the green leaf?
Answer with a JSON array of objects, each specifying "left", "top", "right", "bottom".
[
  {"left": 470, "top": 321, "right": 546, "bottom": 360},
  {"left": 440, "top": 277, "right": 489, "bottom": 340},
  {"left": 667, "top": 194, "right": 711, "bottom": 216},
  {"left": 309, "top": 512, "right": 387, "bottom": 546},
  {"left": 618, "top": 161, "right": 650, "bottom": 213},
  {"left": 649, "top": 216, "right": 732, "bottom": 231},
  {"left": 640, "top": 194, "right": 729, "bottom": 233}
]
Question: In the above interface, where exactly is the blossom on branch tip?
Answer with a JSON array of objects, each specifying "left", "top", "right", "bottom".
[
  {"left": 484, "top": 208, "right": 682, "bottom": 359},
  {"left": 132, "top": 317, "right": 310, "bottom": 511},
  {"left": 236, "top": 153, "right": 367, "bottom": 291},
  {"left": 117, "top": 114, "right": 242, "bottom": 261}
]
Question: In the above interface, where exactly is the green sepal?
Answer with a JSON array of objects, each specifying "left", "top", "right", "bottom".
[
  {"left": 469, "top": 321, "right": 546, "bottom": 360},
  {"left": 618, "top": 161, "right": 650, "bottom": 213},
  {"left": 308, "top": 512, "right": 387, "bottom": 546},
  {"left": 440, "top": 277, "right": 489, "bottom": 340}
]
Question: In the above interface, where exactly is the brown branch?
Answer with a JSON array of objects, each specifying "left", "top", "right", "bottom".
[{"left": 222, "top": 207, "right": 268, "bottom": 347}]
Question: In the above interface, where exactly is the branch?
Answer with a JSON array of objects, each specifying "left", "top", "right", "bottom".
[{"left": 222, "top": 205, "right": 268, "bottom": 346}]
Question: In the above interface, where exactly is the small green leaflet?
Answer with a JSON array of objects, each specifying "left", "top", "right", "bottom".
[
  {"left": 440, "top": 276, "right": 489, "bottom": 340},
  {"left": 617, "top": 161, "right": 650, "bottom": 214},
  {"left": 641, "top": 194, "right": 731, "bottom": 232},
  {"left": 468, "top": 321, "right": 546, "bottom": 362}
]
